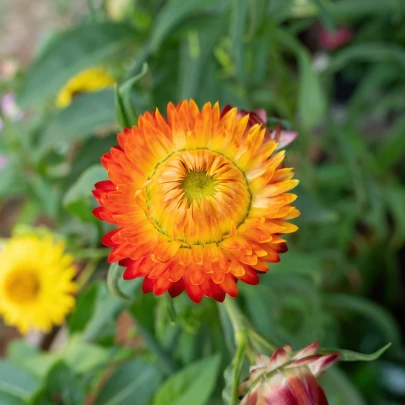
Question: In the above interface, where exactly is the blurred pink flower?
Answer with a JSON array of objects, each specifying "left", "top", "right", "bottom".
[
  {"left": 0, "top": 59, "right": 18, "bottom": 79},
  {"left": 1, "top": 93, "right": 23, "bottom": 121},
  {"left": 220, "top": 104, "right": 298, "bottom": 150},
  {"left": 239, "top": 342, "right": 339, "bottom": 405},
  {"left": 319, "top": 26, "right": 353, "bottom": 50},
  {"left": 0, "top": 155, "right": 7, "bottom": 170}
]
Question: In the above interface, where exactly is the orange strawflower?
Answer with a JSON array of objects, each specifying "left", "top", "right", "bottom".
[{"left": 93, "top": 100, "right": 299, "bottom": 303}]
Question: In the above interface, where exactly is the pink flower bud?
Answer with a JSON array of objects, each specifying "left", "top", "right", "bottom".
[
  {"left": 220, "top": 105, "right": 298, "bottom": 151},
  {"left": 319, "top": 26, "right": 353, "bottom": 50},
  {"left": 239, "top": 342, "right": 339, "bottom": 405}
]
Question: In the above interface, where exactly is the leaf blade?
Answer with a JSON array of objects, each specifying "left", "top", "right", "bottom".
[{"left": 18, "top": 23, "right": 135, "bottom": 107}]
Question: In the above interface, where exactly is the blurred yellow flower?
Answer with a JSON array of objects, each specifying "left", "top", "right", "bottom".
[
  {"left": 0, "top": 235, "right": 77, "bottom": 334},
  {"left": 56, "top": 67, "right": 115, "bottom": 108}
]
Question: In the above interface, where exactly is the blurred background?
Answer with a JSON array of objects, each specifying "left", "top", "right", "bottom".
[{"left": 1, "top": 0, "right": 405, "bottom": 404}]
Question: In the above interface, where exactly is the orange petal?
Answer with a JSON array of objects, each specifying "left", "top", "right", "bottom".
[
  {"left": 168, "top": 279, "right": 185, "bottom": 298},
  {"left": 153, "top": 276, "right": 172, "bottom": 295},
  {"left": 239, "top": 266, "right": 260, "bottom": 285},
  {"left": 219, "top": 273, "right": 238, "bottom": 297},
  {"left": 142, "top": 276, "right": 156, "bottom": 293},
  {"left": 184, "top": 274, "right": 203, "bottom": 303},
  {"left": 189, "top": 265, "right": 205, "bottom": 285}
]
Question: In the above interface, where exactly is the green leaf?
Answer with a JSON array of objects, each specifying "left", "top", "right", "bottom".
[
  {"left": 6, "top": 341, "right": 56, "bottom": 379},
  {"left": 63, "top": 164, "right": 106, "bottom": 222},
  {"left": 324, "top": 294, "right": 401, "bottom": 350},
  {"left": 269, "top": 251, "right": 323, "bottom": 283},
  {"left": 64, "top": 133, "right": 117, "bottom": 179},
  {"left": 39, "top": 89, "right": 116, "bottom": 155},
  {"left": 230, "top": 0, "right": 249, "bottom": 84},
  {"left": 151, "top": 354, "right": 221, "bottom": 405},
  {"left": 0, "top": 158, "right": 25, "bottom": 197},
  {"left": 26, "top": 174, "right": 60, "bottom": 217},
  {"left": 130, "top": 300, "right": 179, "bottom": 376},
  {"left": 268, "top": 0, "right": 295, "bottom": 21},
  {"left": 298, "top": 50, "right": 326, "bottom": 130},
  {"left": 384, "top": 182, "right": 405, "bottom": 249},
  {"left": 246, "top": 0, "right": 268, "bottom": 38},
  {"left": 117, "top": 62, "right": 149, "bottom": 128},
  {"left": 319, "top": 367, "right": 366, "bottom": 405},
  {"left": 17, "top": 23, "right": 136, "bottom": 107},
  {"left": 7, "top": 336, "right": 109, "bottom": 378},
  {"left": 60, "top": 336, "right": 110, "bottom": 374},
  {"left": 6, "top": 340, "right": 39, "bottom": 367},
  {"left": 179, "top": 16, "right": 227, "bottom": 100},
  {"left": 295, "top": 188, "right": 339, "bottom": 225},
  {"left": 120, "top": 62, "right": 149, "bottom": 95},
  {"left": 83, "top": 280, "right": 140, "bottom": 342},
  {"left": 377, "top": 118, "right": 405, "bottom": 170},
  {"left": 68, "top": 283, "right": 99, "bottom": 334},
  {"left": 0, "top": 393, "right": 26, "bottom": 405},
  {"left": 30, "top": 362, "right": 86, "bottom": 405},
  {"left": 150, "top": 0, "right": 224, "bottom": 52},
  {"left": 327, "top": 0, "right": 405, "bottom": 19},
  {"left": 311, "top": 0, "right": 335, "bottom": 33},
  {"left": 83, "top": 282, "right": 127, "bottom": 342},
  {"left": 0, "top": 360, "right": 38, "bottom": 401},
  {"left": 319, "top": 343, "right": 391, "bottom": 362},
  {"left": 328, "top": 43, "right": 405, "bottom": 72},
  {"left": 241, "top": 274, "right": 323, "bottom": 347},
  {"left": 114, "top": 85, "right": 131, "bottom": 129},
  {"left": 94, "top": 359, "right": 162, "bottom": 405}
]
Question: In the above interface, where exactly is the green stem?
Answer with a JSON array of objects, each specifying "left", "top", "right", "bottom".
[
  {"left": 75, "top": 248, "right": 108, "bottom": 260},
  {"left": 222, "top": 297, "right": 256, "bottom": 363},
  {"left": 223, "top": 297, "right": 245, "bottom": 342},
  {"left": 223, "top": 297, "right": 277, "bottom": 357},
  {"left": 223, "top": 332, "right": 247, "bottom": 405},
  {"left": 77, "top": 260, "right": 98, "bottom": 292}
]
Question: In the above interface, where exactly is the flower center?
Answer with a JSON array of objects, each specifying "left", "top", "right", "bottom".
[
  {"left": 181, "top": 170, "right": 216, "bottom": 204},
  {"left": 4, "top": 269, "right": 40, "bottom": 304},
  {"left": 146, "top": 149, "right": 251, "bottom": 245}
]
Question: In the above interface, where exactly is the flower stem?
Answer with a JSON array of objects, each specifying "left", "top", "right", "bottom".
[
  {"left": 75, "top": 248, "right": 108, "bottom": 260},
  {"left": 222, "top": 297, "right": 256, "bottom": 362},
  {"left": 223, "top": 297, "right": 245, "bottom": 337},
  {"left": 223, "top": 297, "right": 277, "bottom": 357},
  {"left": 77, "top": 259, "right": 98, "bottom": 292}
]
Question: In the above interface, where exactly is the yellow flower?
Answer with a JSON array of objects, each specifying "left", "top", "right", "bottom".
[
  {"left": 0, "top": 235, "right": 77, "bottom": 334},
  {"left": 55, "top": 67, "right": 115, "bottom": 108}
]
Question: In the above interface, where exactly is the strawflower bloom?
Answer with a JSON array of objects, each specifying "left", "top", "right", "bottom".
[
  {"left": 55, "top": 67, "right": 115, "bottom": 108},
  {"left": 239, "top": 342, "right": 339, "bottom": 405},
  {"left": 0, "top": 235, "right": 77, "bottom": 334},
  {"left": 93, "top": 100, "right": 299, "bottom": 303}
]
